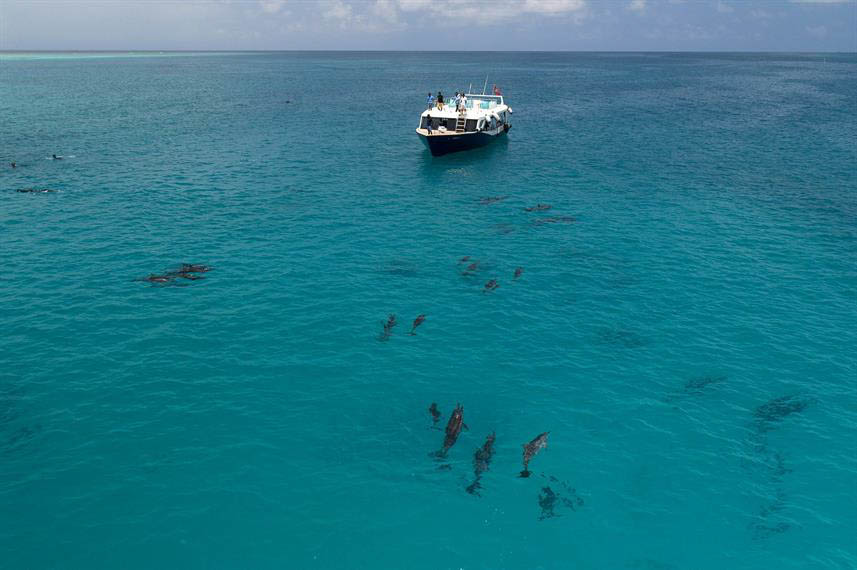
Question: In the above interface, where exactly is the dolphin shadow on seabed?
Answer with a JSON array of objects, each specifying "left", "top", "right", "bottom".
[
  {"left": 663, "top": 375, "right": 727, "bottom": 405},
  {"left": 743, "top": 395, "right": 811, "bottom": 540},
  {"left": 1, "top": 424, "right": 43, "bottom": 456},
  {"left": 752, "top": 394, "right": 812, "bottom": 433},
  {"left": 748, "top": 487, "right": 793, "bottom": 540},
  {"left": 537, "top": 475, "right": 584, "bottom": 520},
  {"left": 0, "top": 385, "right": 23, "bottom": 427},
  {"left": 597, "top": 328, "right": 647, "bottom": 349}
]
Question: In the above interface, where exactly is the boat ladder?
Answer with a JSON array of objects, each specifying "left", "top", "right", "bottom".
[{"left": 455, "top": 113, "right": 467, "bottom": 133}]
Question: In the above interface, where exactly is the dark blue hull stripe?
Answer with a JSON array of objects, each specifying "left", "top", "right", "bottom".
[{"left": 418, "top": 129, "right": 509, "bottom": 156}]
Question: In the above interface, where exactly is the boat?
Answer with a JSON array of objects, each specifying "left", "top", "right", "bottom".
[{"left": 416, "top": 91, "right": 512, "bottom": 156}]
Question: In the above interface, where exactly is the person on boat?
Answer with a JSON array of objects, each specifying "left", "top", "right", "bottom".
[
  {"left": 493, "top": 84, "right": 502, "bottom": 96},
  {"left": 453, "top": 92, "right": 460, "bottom": 109},
  {"left": 459, "top": 93, "right": 467, "bottom": 112},
  {"left": 426, "top": 118, "right": 433, "bottom": 135},
  {"left": 436, "top": 91, "right": 444, "bottom": 110},
  {"left": 426, "top": 92, "right": 434, "bottom": 109}
]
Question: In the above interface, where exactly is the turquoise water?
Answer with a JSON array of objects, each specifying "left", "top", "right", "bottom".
[{"left": 1, "top": 52, "right": 856, "bottom": 569}]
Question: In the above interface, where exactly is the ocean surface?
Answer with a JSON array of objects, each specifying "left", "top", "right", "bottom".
[{"left": 1, "top": 51, "right": 855, "bottom": 569}]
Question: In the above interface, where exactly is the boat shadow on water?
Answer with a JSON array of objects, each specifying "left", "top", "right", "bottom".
[{"left": 417, "top": 136, "right": 509, "bottom": 171}]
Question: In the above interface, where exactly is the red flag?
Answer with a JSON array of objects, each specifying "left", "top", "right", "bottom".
[{"left": 493, "top": 84, "right": 502, "bottom": 96}]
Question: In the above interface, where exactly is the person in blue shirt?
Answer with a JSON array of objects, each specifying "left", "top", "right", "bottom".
[{"left": 426, "top": 92, "right": 434, "bottom": 109}]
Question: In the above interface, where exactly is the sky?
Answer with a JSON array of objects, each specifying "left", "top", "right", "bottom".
[{"left": 0, "top": 0, "right": 855, "bottom": 52}]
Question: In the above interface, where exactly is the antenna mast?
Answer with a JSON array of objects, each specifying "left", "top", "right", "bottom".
[{"left": 482, "top": 74, "right": 488, "bottom": 95}]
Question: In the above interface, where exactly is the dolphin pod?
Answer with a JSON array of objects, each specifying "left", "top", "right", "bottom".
[
  {"left": 376, "top": 313, "right": 428, "bottom": 341},
  {"left": 428, "top": 404, "right": 560, "bottom": 499},
  {"left": 135, "top": 263, "right": 213, "bottom": 286}
]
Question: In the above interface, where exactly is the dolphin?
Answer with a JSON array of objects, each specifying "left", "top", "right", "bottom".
[
  {"left": 465, "top": 432, "right": 496, "bottom": 496},
  {"left": 459, "top": 256, "right": 471, "bottom": 263},
  {"left": 178, "top": 264, "right": 213, "bottom": 273},
  {"left": 524, "top": 204, "right": 551, "bottom": 212},
  {"left": 483, "top": 279, "right": 499, "bottom": 292},
  {"left": 533, "top": 216, "right": 575, "bottom": 225},
  {"left": 514, "top": 267, "right": 523, "bottom": 279},
  {"left": 409, "top": 314, "right": 426, "bottom": 335},
  {"left": 136, "top": 274, "right": 174, "bottom": 284},
  {"left": 437, "top": 403, "right": 466, "bottom": 457},
  {"left": 378, "top": 314, "right": 396, "bottom": 341},
  {"left": 174, "top": 272, "right": 205, "bottom": 280},
  {"left": 520, "top": 432, "right": 549, "bottom": 477}
]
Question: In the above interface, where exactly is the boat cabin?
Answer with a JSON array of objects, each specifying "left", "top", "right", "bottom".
[{"left": 417, "top": 94, "right": 511, "bottom": 135}]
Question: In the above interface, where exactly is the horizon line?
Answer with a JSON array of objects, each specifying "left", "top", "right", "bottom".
[{"left": 2, "top": 49, "right": 855, "bottom": 54}]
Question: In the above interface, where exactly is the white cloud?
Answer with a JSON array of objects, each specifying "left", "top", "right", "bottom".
[
  {"left": 523, "top": 0, "right": 585, "bottom": 14},
  {"left": 716, "top": 1, "right": 734, "bottom": 13},
  {"left": 806, "top": 24, "right": 828, "bottom": 36},
  {"left": 259, "top": 0, "right": 286, "bottom": 14},
  {"left": 628, "top": 0, "right": 646, "bottom": 12},
  {"left": 791, "top": 0, "right": 852, "bottom": 3},
  {"left": 397, "top": 0, "right": 586, "bottom": 23},
  {"left": 372, "top": 0, "right": 400, "bottom": 24},
  {"left": 323, "top": 0, "right": 353, "bottom": 25}
]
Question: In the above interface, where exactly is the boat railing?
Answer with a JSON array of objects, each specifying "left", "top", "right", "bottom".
[{"left": 426, "top": 94, "right": 503, "bottom": 111}]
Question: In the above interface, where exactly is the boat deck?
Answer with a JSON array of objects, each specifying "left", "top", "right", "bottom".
[{"left": 415, "top": 128, "right": 472, "bottom": 137}]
